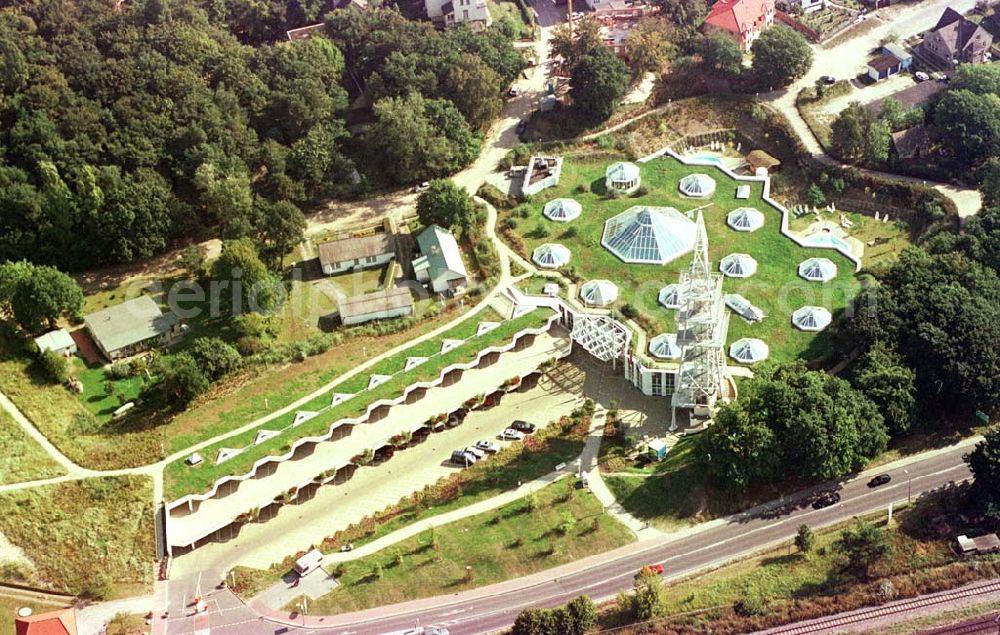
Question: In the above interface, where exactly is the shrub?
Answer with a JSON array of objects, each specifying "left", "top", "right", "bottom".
[
  {"left": 529, "top": 223, "right": 550, "bottom": 239},
  {"left": 560, "top": 226, "right": 578, "bottom": 239},
  {"left": 620, "top": 303, "right": 639, "bottom": 320},
  {"left": 105, "top": 612, "right": 145, "bottom": 635},
  {"left": 189, "top": 337, "right": 242, "bottom": 381},
  {"left": 105, "top": 361, "right": 133, "bottom": 380},
  {"left": 632, "top": 184, "right": 650, "bottom": 197},
  {"left": 84, "top": 572, "right": 114, "bottom": 599},
  {"left": 36, "top": 350, "right": 68, "bottom": 384}
]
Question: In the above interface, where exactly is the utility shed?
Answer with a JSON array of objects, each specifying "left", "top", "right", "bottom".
[
  {"left": 413, "top": 225, "right": 468, "bottom": 295},
  {"left": 338, "top": 287, "right": 414, "bottom": 326},
  {"left": 957, "top": 533, "right": 1000, "bottom": 555}
]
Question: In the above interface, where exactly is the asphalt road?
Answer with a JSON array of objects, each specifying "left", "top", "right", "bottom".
[{"left": 161, "top": 439, "right": 977, "bottom": 635}]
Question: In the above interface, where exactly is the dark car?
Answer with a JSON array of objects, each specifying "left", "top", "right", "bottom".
[
  {"left": 515, "top": 119, "right": 528, "bottom": 135},
  {"left": 812, "top": 492, "right": 841, "bottom": 509},
  {"left": 820, "top": 75, "right": 836, "bottom": 84},
  {"left": 511, "top": 420, "right": 536, "bottom": 433},
  {"left": 868, "top": 474, "right": 891, "bottom": 488}
]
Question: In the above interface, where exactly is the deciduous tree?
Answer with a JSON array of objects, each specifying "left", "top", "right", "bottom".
[{"left": 751, "top": 25, "right": 812, "bottom": 88}]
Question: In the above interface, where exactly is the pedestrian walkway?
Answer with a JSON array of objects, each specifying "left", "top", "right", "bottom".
[{"left": 77, "top": 594, "right": 154, "bottom": 635}]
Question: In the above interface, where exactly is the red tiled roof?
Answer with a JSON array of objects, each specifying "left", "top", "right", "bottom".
[
  {"left": 705, "top": 0, "right": 773, "bottom": 35},
  {"left": 15, "top": 608, "right": 78, "bottom": 635}
]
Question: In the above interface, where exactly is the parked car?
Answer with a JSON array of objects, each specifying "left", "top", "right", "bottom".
[
  {"left": 931, "top": 71, "right": 948, "bottom": 82},
  {"left": 915, "top": 71, "right": 930, "bottom": 81},
  {"left": 511, "top": 420, "right": 536, "bottom": 434},
  {"left": 446, "top": 413, "right": 462, "bottom": 428},
  {"left": 450, "top": 450, "right": 477, "bottom": 466},
  {"left": 820, "top": 75, "right": 836, "bottom": 84},
  {"left": 515, "top": 119, "right": 529, "bottom": 135},
  {"left": 431, "top": 420, "right": 446, "bottom": 433},
  {"left": 812, "top": 492, "right": 841, "bottom": 509},
  {"left": 868, "top": 474, "right": 892, "bottom": 488},
  {"left": 508, "top": 85, "right": 522, "bottom": 98},
  {"left": 500, "top": 428, "right": 525, "bottom": 441},
  {"left": 412, "top": 181, "right": 430, "bottom": 193},
  {"left": 475, "top": 440, "right": 501, "bottom": 453},
  {"left": 464, "top": 446, "right": 486, "bottom": 460}
]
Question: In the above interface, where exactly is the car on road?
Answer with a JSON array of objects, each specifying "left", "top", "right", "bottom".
[
  {"left": 475, "top": 440, "right": 501, "bottom": 453},
  {"left": 465, "top": 445, "right": 486, "bottom": 460},
  {"left": 812, "top": 492, "right": 841, "bottom": 509},
  {"left": 819, "top": 75, "right": 836, "bottom": 84},
  {"left": 511, "top": 420, "right": 536, "bottom": 434},
  {"left": 515, "top": 119, "right": 528, "bottom": 135},
  {"left": 446, "top": 413, "right": 463, "bottom": 428},
  {"left": 868, "top": 474, "right": 892, "bottom": 488},
  {"left": 571, "top": 11, "right": 584, "bottom": 19},
  {"left": 450, "top": 450, "right": 477, "bottom": 466},
  {"left": 914, "top": 71, "right": 930, "bottom": 81},
  {"left": 412, "top": 181, "right": 430, "bottom": 193},
  {"left": 500, "top": 428, "right": 525, "bottom": 441},
  {"left": 508, "top": 85, "right": 521, "bottom": 98},
  {"left": 640, "top": 563, "right": 664, "bottom": 575}
]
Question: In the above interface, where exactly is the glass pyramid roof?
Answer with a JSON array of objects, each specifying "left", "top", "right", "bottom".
[
  {"left": 798, "top": 257, "right": 837, "bottom": 282},
  {"left": 729, "top": 338, "right": 769, "bottom": 364},
  {"left": 679, "top": 173, "right": 716, "bottom": 197},
  {"left": 792, "top": 306, "right": 832, "bottom": 331},
  {"left": 543, "top": 198, "right": 582, "bottom": 222},
  {"left": 658, "top": 284, "right": 682, "bottom": 309},
  {"left": 601, "top": 206, "right": 697, "bottom": 265},
  {"left": 727, "top": 207, "right": 765, "bottom": 232},
  {"left": 579, "top": 280, "right": 619, "bottom": 306},
  {"left": 532, "top": 243, "right": 571, "bottom": 269},
  {"left": 649, "top": 333, "right": 681, "bottom": 359},
  {"left": 606, "top": 162, "right": 640, "bottom": 183},
  {"left": 720, "top": 253, "right": 757, "bottom": 278}
]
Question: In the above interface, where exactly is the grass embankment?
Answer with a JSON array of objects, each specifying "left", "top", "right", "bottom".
[
  {"left": 502, "top": 155, "right": 860, "bottom": 364},
  {"left": 303, "top": 478, "right": 634, "bottom": 615},
  {"left": 602, "top": 500, "right": 1000, "bottom": 634},
  {"left": 164, "top": 308, "right": 556, "bottom": 499},
  {"left": 0, "top": 475, "right": 155, "bottom": 597},
  {"left": 796, "top": 80, "right": 854, "bottom": 151},
  {"left": 0, "top": 409, "right": 64, "bottom": 485},
  {"left": 0, "top": 296, "right": 476, "bottom": 470}
]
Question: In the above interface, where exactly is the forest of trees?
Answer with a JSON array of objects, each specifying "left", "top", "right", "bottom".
[{"left": 0, "top": 0, "right": 522, "bottom": 272}]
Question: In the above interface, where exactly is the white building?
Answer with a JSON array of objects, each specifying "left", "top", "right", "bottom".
[
  {"left": 318, "top": 234, "right": 396, "bottom": 275},
  {"left": 413, "top": 225, "right": 469, "bottom": 295},
  {"left": 425, "top": 0, "right": 492, "bottom": 30},
  {"left": 34, "top": 329, "right": 77, "bottom": 356}
]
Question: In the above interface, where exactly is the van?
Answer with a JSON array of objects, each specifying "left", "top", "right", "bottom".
[
  {"left": 450, "top": 450, "right": 476, "bottom": 467},
  {"left": 293, "top": 548, "right": 324, "bottom": 576}
]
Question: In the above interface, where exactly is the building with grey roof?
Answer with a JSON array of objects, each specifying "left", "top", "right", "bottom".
[
  {"left": 413, "top": 225, "right": 469, "bottom": 295},
  {"left": 920, "top": 7, "right": 993, "bottom": 66},
  {"left": 337, "top": 287, "right": 414, "bottom": 326},
  {"left": 84, "top": 296, "right": 181, "bottom": 361},
  {"left": 318, "top": 233, "right": 396, "bottom": 275}
]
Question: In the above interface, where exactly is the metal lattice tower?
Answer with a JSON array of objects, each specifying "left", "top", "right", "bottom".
[
  {"left": 571, "top": 314, "right": 629, "bottom": 364},
  {"left": 671, "top": 211, "right": 729, "bottom": 426}
]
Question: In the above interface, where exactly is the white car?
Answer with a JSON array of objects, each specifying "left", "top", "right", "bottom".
[
  {"left": 914, "top": 71, "right": 930, "bottom": 81},
  {"left": 475, "top": 440, "right": 501, "bottom": 453},
  {"left": 508, "top": 85, "right": 522, "bottom": 98},
  {"left": 465, "top": 446, "right": 486, "bottom": 459},
  {"left": 500, "top": 428, "right": 525, "bottom": 441}
]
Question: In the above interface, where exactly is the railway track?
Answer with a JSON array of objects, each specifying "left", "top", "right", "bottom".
[
  {"left": 765, "top": 579, "right": 1000, "bottom": 634},
  {"left": 922, "top": 614, "right": 1000, "bottom": 635}
]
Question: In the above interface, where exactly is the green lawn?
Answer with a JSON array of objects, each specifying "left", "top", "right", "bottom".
[
  {"left": 0, "top": 475, "right": 155, "bottom": 596},
  {"left": 71, "top": 359, "right": 148, "bottom": 422},
  {"left": 302, "top": 478, "right": 634, "bottom": 615},
  {"left": 164, "top": 307, "right": 555, "bottom": 499},
  {"left": 506, "top": 155, "right": 862, "bottom": 363},
  {"left": 0, "top": 409, "right": 64, "bottom": 485}
]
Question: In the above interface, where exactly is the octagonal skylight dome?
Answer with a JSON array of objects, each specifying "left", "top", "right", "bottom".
[
  {"left": 532, "top": 243, "right": 571, "bottom": 269},
  {"left": 601, "top": 206, "right": 697, "bottom": 265},
  {"left": 798, "top": 257, "right": 837, "bottom": 283},
  {"left": 727, "top": 207, "right": 765, "bottom": 232},
  {"left": 649, "top": 333, "right": 681, "bottom": 360},
  {"left": 720, "top": 253, "right": 757, "bottom": 278},
  {"left": 658, "top": 284, "right": 683, "bottom": 309},
  {"left": 543, "top": 198, "right": 582, "bottom": 222},
  {"left": 792, "top": 306, "right": 832, "bottom": 332},
  {"left": 729, "top": 338, "right": 769, "bottom": 364},
  {"left": 605, "top": 162, "right": 641, "bottom": 194},
  {"left": 678, "top": 173, "right": 716, "bottom": 198},
  {"left": 579, "top": 280, "right": 619, "bottom": 307}
]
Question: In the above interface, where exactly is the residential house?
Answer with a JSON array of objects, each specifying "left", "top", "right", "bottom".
[
  {"left": 34, "top": 329, "right": 77, "bottom": 356},
  {"left": 704, "top": 0, "right": 775, "bottom": 52},
  {"left": 318, "top": 234, "right": 396, "bottom": 275},
  {"left": 15, "top": 607, "right": 78, "bottom": 635},
  {"left": 413, "top": 225, "right": 469, "bottom": 295},
  {"left": 84, "top": 296, "right": 181, "bottom": 361},
  {"left": 425, "top": 0, "right": 492, "bottom": 30},
  {"left": 891, "top": 125, "right": 931, "bottom": 160},
  {"left": 920, "top": 7, "right": 993, "bottom": 66},
  {"left": 338, "top": 287, "right": 415, "bottom": 326}
]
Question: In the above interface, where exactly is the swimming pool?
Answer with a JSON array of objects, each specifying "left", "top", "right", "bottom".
[
  {"left": 686, "top": 153, "right": 726, "bottom": 166},
  {"left": 803, "top": 233, "right": 851, "bottom": 252}
]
